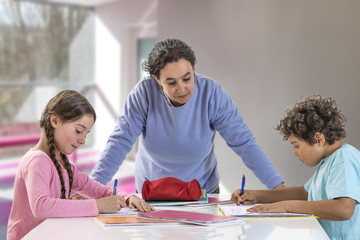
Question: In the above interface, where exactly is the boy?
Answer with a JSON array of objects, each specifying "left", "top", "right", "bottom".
[{"left": 231, "top": 95, "right": 360, "bottom": 240}]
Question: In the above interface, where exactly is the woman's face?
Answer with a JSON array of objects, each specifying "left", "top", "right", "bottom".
[{"left": 154, "top": 58, "right": 195, "bottom": 107}]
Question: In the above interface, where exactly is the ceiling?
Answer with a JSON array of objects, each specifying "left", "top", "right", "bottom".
[
  {"left": 20, "top": 0, "right": 121, "bottom": 7},
  {"left": 51, "top": 0, "right": 119, "bottom": 6}
]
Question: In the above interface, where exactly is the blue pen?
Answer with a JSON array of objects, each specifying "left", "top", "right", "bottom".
[
  {"left": 240, "top": 174, "right": 245, "bottom": 204},
  {"left": 113, "top": 179, "right": 118, "bottom": 195}
]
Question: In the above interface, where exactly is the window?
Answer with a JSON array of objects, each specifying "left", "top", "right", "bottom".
[
  {"left": 137, "top": 38, "right": 156, "bottom": 81},
  {"left": 0, "top": 0, "right": 95, "bottom": 160}
]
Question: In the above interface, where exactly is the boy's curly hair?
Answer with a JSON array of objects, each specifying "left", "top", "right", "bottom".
[{"left": 276, "top": 95, "right": 347, "bottom": 145}]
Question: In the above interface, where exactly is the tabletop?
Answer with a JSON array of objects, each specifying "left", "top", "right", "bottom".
[{"left": 23, "top": 194, "right": 330, "bottom": 240}]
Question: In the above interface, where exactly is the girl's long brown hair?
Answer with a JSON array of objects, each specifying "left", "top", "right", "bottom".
[{"left": 39, "top": 90, "right": 96, "bottom": 199}]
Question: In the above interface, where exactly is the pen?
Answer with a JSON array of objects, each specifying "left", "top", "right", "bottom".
[
  {"left": 113, "top": 179, "right": 118, "bottom": 195},
  {"left": 240, "top": 174, "right": 245, "bottom": 204}
]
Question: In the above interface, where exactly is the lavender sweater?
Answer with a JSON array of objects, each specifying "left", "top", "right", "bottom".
[{"left": 91, "top": 74, "right": 283, "bottom": 192}]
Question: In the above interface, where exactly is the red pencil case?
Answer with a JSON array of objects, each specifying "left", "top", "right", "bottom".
[{"left": 141, "top": 177, "right": 201, "bottom": 201}]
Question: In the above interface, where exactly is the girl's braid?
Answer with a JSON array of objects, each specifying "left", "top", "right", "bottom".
[
  {"left": 43, "top": 116, "right": 68, "bottom": 199},
  {"left": 60, "top": 153, "right": 74, "bottom": 198}
]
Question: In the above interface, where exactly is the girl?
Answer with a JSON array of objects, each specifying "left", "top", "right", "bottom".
[{"left": 7, "top": 90, "right": 154, "bottom": 240}]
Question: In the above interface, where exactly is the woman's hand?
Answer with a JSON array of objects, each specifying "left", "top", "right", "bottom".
[
  {"left": 273, "top": 183, "right": 285, "bottom": 189},
  {"left": 127, "top": 195, "right": 155, "bottom": 212},
  {"left": 96, "top": 195, "right": 126, "bottom": 214}
]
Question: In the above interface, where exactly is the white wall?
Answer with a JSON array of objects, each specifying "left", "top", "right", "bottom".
[
  {"left": 93, "top": 0, "right": 360, "bottom": 193},
  {"left": 158, "top": 0, "right": 360, "bottom": 191},
  {"left": 93, "top": 0, "right": 157, "bottom": 152}
]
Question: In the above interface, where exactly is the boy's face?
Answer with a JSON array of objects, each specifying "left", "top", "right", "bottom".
[{"left": 288, "top": 135, "right": 324, "bottom": 167}]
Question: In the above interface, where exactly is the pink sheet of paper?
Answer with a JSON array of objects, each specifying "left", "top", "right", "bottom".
[{"left": 137, "top": 210, "right": 243, "bottom": 226}]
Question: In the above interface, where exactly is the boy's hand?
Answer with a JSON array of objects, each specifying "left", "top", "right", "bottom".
[
  {"left": 96, "top": 195, "right": 126, "bottom": 214},
  {"left": 128, "top": 195, "right": 155, "bottom": 212},
  {"left": 231, "top": 189, "right": 261, "bottom": 205},
  {"left": 247, "top": 201, "right": 288, "bottom": 213}
]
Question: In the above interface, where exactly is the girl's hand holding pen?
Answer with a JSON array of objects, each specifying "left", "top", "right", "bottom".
[{"left": 96, "top": 195, "right": 126, "bottom": 214}]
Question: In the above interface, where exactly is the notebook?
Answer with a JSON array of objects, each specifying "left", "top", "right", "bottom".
[
  {"left": 217, "top": 204, "right": 315, "bottom": 218},
  {"left": 187, "top": 197, "right": 233, "bottom": 207},
  {"left": 146, "top": 191, "right": 208, "bottom": 206},
  {"left": 98, "top": 207, "right": 138, "bottom": 217},
  {"left": 94, "top": 216, "right": 178, "bottom": 228},
  {"left": 137, "top": 210, "right": 244, "bottom": 226}
]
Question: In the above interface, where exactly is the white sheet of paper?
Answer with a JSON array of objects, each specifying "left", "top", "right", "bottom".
[{"left": 218, "top": 204, "right": 314, "bottom": 218}]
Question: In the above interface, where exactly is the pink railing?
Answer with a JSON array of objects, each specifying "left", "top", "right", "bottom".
[{"left": 0, "top": 133, "right": 41, "bottom": 148}]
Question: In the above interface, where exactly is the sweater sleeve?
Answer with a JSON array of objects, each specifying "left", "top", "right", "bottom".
[
  {"left": 90, "top": 81, "right": 148, "bottom": 185},
  {"left": 24, "top": 156, "right": 98, "bottom": 218},
  {"left": 211, "top": 84, "right": 284, "bottom": 189}
]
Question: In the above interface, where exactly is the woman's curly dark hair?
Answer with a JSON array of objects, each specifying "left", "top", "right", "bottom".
[
  {"left": 276, "top": 95, "right": 347, "bottom": 145},
  {"left": 142, "top": 38, "right": 197, "bottom": 79}
]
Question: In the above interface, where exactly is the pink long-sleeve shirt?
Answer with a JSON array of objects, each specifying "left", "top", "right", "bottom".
[{"left": 7, "top": 148, "right": 131, "bottom": 240}]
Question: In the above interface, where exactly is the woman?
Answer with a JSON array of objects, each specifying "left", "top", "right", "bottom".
[{"left": 91, "top": 38, "right": 284, "bottom": 193}]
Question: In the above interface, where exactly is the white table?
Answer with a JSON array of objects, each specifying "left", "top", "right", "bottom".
[{"left": 23, "top": 195, "right": 329, "bottom": 240}]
